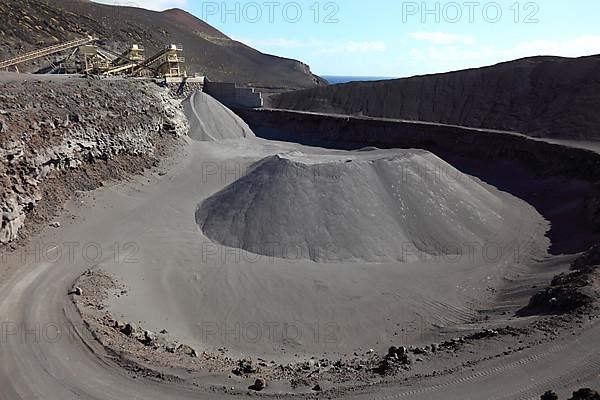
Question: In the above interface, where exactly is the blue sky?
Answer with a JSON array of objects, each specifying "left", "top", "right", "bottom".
[{"left": 96, "top": 1, "right": 600, "bottom": 77}]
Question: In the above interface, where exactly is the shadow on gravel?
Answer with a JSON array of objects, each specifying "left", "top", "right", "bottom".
[{"left": 249, "top": 125, "right": 600, "bottom": 255}]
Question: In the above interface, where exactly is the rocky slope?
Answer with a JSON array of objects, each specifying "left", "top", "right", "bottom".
[
  {"left": 0, "top": 73, "right": 187, "bottom": 246},
  {"left": 0, "top": 0, "right": 323, "bottom": 90},
  {"left": 520, "top": 245, "right": 600, "bottom": 316},
  {"left": 270, "top": 55, "right": 600, "bottom": 140}
]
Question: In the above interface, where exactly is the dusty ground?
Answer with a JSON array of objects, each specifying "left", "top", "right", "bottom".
[
  {"left": 0, "top": 76, "right": 598, "bottom": 399},
  {"left": 71, "top": 257, "right": 599, "bottom": 397},
  {"left": 65, "top": 92, "right": 600, "bottom": 397}
]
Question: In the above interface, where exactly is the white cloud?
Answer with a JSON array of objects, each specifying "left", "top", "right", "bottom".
[
  {"left": 92, "top": 0, "right": 187, "bottom": 11},
  {"left": 409, "top": 31, "right": 476, "bottom": 45}
]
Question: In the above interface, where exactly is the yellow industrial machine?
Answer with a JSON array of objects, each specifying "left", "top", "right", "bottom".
[
  {"left": 104, "top": 44, "right": 146, "bottom": 76},
  {"left": 138, "top": 44, "right": 186, "bottom": 78}
]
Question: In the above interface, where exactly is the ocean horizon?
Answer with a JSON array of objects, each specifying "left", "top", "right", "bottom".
[{"left": 321, "top": 75, "right": 396, "bottom": 84}]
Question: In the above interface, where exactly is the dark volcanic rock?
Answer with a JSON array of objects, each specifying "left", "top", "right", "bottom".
[
  {"left": 541, "top": 391, "right": 559, "bottom": 400},
  {"left": 519, "top": 246, "right": 600, "bottom": 315},
  {"left": 71, "top": 287, "right": 83, "bottom": 296},
  {"left": 250, "top": 378, "right": 267, "bottom": 392},
  {"left": 569, "top": 388, "right": 600, "bottom": 400},
  {"left": 122, "top": 323, "right": 138, "bottom": 337},
  {"left": 271, "top": 55, "right": 600, "bottom": 140},
  {"left": 377, "top": 346, "right": 412, "bottom": 375},
  {"left": 232, "top": 359, "right": 259, "bottom": 376}
]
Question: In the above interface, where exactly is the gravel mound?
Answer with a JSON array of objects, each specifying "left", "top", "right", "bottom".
[
  {"left": 196, "top": 150, "right": 542, "bottom": 262},
  {"left": 183, "top": 91, "right": 255, "bottom": 142}
]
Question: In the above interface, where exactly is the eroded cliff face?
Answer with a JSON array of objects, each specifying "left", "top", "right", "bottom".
[
  {"left": 270, "top": 55, "right": 600, "bottom": 140},
  {"left": 0, "top": 75, "right": 187, "bottom": 245}
]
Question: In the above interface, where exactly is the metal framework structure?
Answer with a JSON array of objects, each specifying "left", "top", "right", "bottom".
[
  {"left": 0, "top": 36, "right": 186, "bottom": 78},
  {"left": 150, "top": 44, "right": 185, "bottom": 77},
  {"left": 0, "top": 36, "right": 97, "bottom": 70}
]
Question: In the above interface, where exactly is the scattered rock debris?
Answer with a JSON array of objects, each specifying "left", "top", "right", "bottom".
[
  {"left": 250, "top": 377, "right": 267, "bottom": 391},
  {"left": 521, "top": 246, "right": 600, "bottom": 315},
  {"left": 70, "top": 286, "right": 83, "bottom": 296},
  {"left": 70, "top": 262, "right": 600, "bottom": 397},
  {"left": 233, "top": 359, "right": 260, "bottom": 376}
]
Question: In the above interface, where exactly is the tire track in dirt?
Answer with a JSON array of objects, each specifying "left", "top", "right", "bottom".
[{"left": 366, "top": 323, "right": 599, "bottom": 400}]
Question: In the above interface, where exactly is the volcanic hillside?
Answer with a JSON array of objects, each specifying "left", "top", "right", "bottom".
[
  {"left": 0, "top": 0, "right": 323, "bottom": 89},
  {"left": 270, "top": 55, "right": 600, "bottom": 140}
]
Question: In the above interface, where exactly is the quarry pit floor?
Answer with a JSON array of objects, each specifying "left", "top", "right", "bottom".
[
  {"left": 1, "top": 133, "right": 599, "bottom": 399},
  {"left": 0, "top": 87, "right": 598, "bottom": 399}
]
